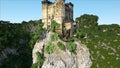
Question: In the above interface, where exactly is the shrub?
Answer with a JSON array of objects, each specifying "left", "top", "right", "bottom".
[
  {"left": 36, "top": 52, "right": 45, "bottom": 68},
  {"left": 66, "top": 42, "right": 76, "bottom": 53},
  {"left": 57, "top": 42, "right": 65, "bottom": 51},
  {"left": 44, "top": 42, "right": 54, "bottom": 54},
  {"left": 50, "top": 33, "right": 59, "bottom": 41},
  {"left": 51, "top": 20, "right": 60, "bottom": 32},
  {"left": 31, "top": 63, "right": 38, "bottom": 68}
]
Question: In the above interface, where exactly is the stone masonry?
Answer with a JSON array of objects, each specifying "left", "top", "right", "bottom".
[{"left": 42, "top": 0, "right": 74, "bottom": 34}]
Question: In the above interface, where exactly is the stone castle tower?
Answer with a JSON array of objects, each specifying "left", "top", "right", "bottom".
[{"left": 42, "top": 0, "right": 74, "bottom": 35}]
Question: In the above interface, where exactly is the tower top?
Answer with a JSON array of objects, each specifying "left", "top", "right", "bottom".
[
  {"left": 42, "top": 0, "right": 52, "bottom": 4},
  {"left": 44, "top": 0, "right": 48, "bottom": 1},
  {"left": 55, "top": 0, "right": 65, "bottom": 3}
]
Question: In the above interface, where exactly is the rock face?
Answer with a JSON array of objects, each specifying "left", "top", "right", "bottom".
[{"left": 32, "top": 32, "right": 92, "bottom": 68}]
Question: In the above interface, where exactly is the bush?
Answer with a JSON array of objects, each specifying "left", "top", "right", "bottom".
[
  {"left": 44, "top": 42, "right": 54, "bottom": 54},
  {"left": 50, "top": 33, "right": 59, "bottom": 41},
  {"left": 57, "top": 42, "right": 65, "bottom": 51},
  {"left": 51, "top": 20, "right": 60, "bottom": 32},
  {"left": 66, "top": 42, "right": 76, "bottom": 53},
  {"left": 36, "top": 52, "right": 45, "bottom": 68},
  {"left": 31, "top": 63, "right": 38, "bottom": 68}
]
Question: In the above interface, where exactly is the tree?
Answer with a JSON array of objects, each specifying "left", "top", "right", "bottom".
[
  {"left": 0, "top": 20, "right": 44, "bottom": 68},
  {"left": 75, "top": 14, "right": 99, "bottom": 38}
]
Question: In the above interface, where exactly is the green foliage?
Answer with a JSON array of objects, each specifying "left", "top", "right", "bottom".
[
  {"left": 29, "top": 20, "right": 45, "bottom": 48},
  {"left": 50, "top": 33, "right": 59, "bottom": 41},
  {"left": 0, "top": 20, "right": 44, "bottom": 68},
  {"left": 66, "top": 42, "right": 76, "bottom": 53},
  {"left": 76, "top": 14, "right": 120, "bottom": 68},
  {"left": 31, "top": 52, "right": 45, "bottom": 68},
  {"left": 76, "top": 14, "right": 99, "bottom": 38},
  {"left": 44, "top": 42, "right": 54, "bottom": 54},
  {"left": 31, "top": 63, "right": 38, "bottom": 68},
  {"left": 1, "top": 14, "right": 120, "bottom": 68},
  {"left": 76, "top": 29, "right": 85, "bottom": 38},
  {"left": 57, "top": 42, "right": 65, "bottom": 51},
  {"left": 36, "top": 52, "right": 45, "bottom": 68},
  {"left": 51, "top": 20, "right": 60, "bottom": 32},
  {"left": 76, "top": 14, "right": 98, "bottom": 27},
  {"left": 0, "top": 54, "right": 19, "bottom": 68}
]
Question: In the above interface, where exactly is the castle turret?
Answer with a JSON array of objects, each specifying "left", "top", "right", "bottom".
[
  {"left": 55, "top": 0, "right": 65, "bottom": 3},
  {"left": 68, "top": 2, "right": 74, "bottom": 21},
  {"left": 54, "top": 0, "right": 65, "bottom": 24},
  {"left": 42, "top": 0, "right": 52, "bottom": 29}
]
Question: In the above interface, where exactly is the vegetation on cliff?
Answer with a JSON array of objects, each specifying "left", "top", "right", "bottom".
[
  {"left": 0, "top": 20, "right": 45, "bottom": 68},
  {"left": 57, "top": 41, "right": 65, "bottom": 51},
  {"left": 44, "top": 42, "right": 55, "bottom": 54},
  {"left": 32, "top": 52, "right": 45, "bottom": 68},
  {"left": 66, "top": 42, "right": 76, "bottom": 54},
  {"left": 0, "top": 14, "right": 120, "bottom": 68},
  {"left": 75, "top": 14, "right": 120, "bottom": 68}
]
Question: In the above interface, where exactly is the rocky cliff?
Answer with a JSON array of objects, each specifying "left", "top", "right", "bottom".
[{"left": 32, "top": 31, "right": 92, "bottom": 68}]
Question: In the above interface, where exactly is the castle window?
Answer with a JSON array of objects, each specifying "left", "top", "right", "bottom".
[
  {"left": 69, "top": 13, "right": 71, "bottom": 19},
  {"left": 52, "top": 15, "right": 54, "bottom": 19},
  {"left": 49, "top": 15, "right": 50, "bottom": 19}
]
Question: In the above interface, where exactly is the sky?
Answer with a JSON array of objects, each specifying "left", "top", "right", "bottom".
[{"left": 0, "top": 0, "right": 120, "bottom": 25}]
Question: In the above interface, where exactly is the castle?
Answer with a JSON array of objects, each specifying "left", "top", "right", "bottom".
[{"left": 42, "top": 0, "right": 76, "bottom": 37}]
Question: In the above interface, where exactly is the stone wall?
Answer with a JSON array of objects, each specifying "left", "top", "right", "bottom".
[{"left": 42, "top": 0, "right": 74, "bottom": 30}]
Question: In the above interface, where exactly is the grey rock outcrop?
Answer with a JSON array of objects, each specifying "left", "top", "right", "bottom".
[{"left": 32, "top": 32, "right": 92, "bottom": 68}]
